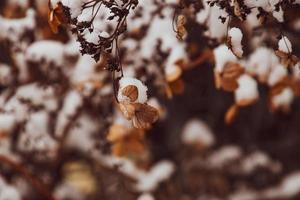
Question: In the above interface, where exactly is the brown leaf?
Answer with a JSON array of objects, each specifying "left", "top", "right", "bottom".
[
  {"left": 48, "top": 2, "right": 68, "bottom": 33},
  {"left": 225, "top": 104, "right": 239, "bottom": 125},
  {"left": 122, "top": 85, "right": 138, "bottom": 102},
  {"left": 275, "top": 50, "right": 300, "bottom": 67},
  {"left": 132, "top": 103, "right": 159, "bottom": 129},
  {"left": 119, "top": 102, "right": 135, "bottom": 120},
  {"left": 219, "top": 62, "right": 244, "bottom": 92}
]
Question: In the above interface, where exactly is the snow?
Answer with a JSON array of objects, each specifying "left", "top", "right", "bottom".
[
  {"left": 118, "top": 77, "right": 148, "bottom": 103},
  {"left": 0, "top": 64, "right": 13, "bottom": 86},
  {"left": 278, "top": 36, "right": 292, "bottom": 53},
  {"left": 272, "top": 88, "right": 294, "bottom": 109},
  {"left": 51, "top": 0, "right": 85, "bottom": 19},
  {"left": 0, "top": 113, "right": 16, "bottom": 134},
  {"left": 164, "top": 44, "right": 186, "bottom": 82},
  {"left": 136, "top": 161, "right": 175, "bottom": 192},
  {"left": 235, "top": 74, "right": 259, "bottom": 106},
  {"left": 228, "top": 27, "right": 243, "bottom": 58},
  {"left": 0, "top": 177, "right": 21, "bottom": 200},
  {"left": 240, "top": 151, "right": 281, "bottom": 174},
  {"left": 263, "top": 172, "right": 300, "bottom": 198},
  {"left": 267, "top": 64, "right": 287, "bottom": 86},
  {"left": 138, "top": 193, "right": 155, "bottom": 200},
  {"left": 208, "top": 146, "right": 242, "bottom": 168},
  {"left": 196, "top": 0, "right": 229, "bottom": 39},
  {"left": 214, "top": 45, "right": 237, "bottom": 73},
  {"left": 18, "top": 111, "right": 58, "bottom": 159},
  {"left": 0, "top": 9, "right": 35, "bottom": 42},
  {"left": 55, "top": 90, "right": 83, "bottom": 137},
  {"left": 26, "top": 40, "right": 65, "bottom": 66},
  {"left": 246, "top": 47, "right": 279, "bottom": 81},
  {"left": 181, "top": 119, "right": 215, "bottom": 148}
]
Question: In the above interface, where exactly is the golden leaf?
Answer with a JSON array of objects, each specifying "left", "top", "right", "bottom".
[{"left": 122, "top": 85, "right": 138, "bottom": 102}]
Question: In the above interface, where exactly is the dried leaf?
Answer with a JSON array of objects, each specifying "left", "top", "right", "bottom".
[
  {"left": 176, "top": 15, "right": 187, "bottom": 40},
  {"left": 169, "top": 78, "right": 185, "bottom": 95},
  {"left": 119, "top": 102, "right": 135, "bottom": 120},
  {"left": 275, "top": 50, "right": 300, "bottom": 67},
  {"left": 132, "top": 103, "right": 159, "bottom": 129},
  {"left": 225, "top": 104, "right": 239, "bottom": 124},
  {"left": 220, "top": 62, "right": 244, "bottom": 92},
  {"left": 48, "top": 3, "right": 68, "bottom": 33},
  {"left": 122, "top": 85, "right": 138, "bottom": 102}
]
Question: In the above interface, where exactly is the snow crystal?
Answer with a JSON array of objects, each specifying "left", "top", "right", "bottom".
[
  {"left": 118, "top": 77, "right": 148, "bottom": 103},
  {"left": 228, "top": 27, "right": 243, "bottom": 58}
]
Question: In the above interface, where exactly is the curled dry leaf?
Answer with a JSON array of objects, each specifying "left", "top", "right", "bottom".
[
  {"left": 219, "top": 62, "right": 244, "bottom": 92},
  {"left": 122, "top": 85, "right": 138, "bottom": 102},
  {"left": 275, "top": 50, "right": 299, "bottom": 68},
  {"left": 119, "top": 102, "right": 159, "bottom": 129},
  {"left": 119, "top": 102, "right": 135, "bottom": 120},
  {"left": 48, "top": 2, "right": 68, "bottom": 33},
  {"left": 176, "top": 15, "right": 187, "bottom": 41},
  {"left": 225, "top": 104, "right": 239, "bottom": 125},
  {"left": 132, "top": 103, "right": 159, "bottom": 129}
]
